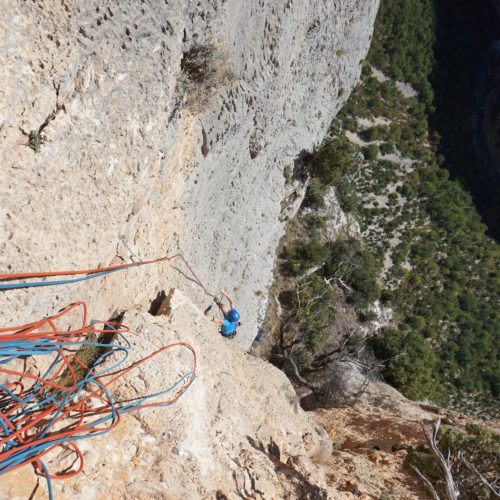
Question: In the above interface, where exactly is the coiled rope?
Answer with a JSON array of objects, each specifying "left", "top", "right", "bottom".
[
  {"left": 0, "top": 251, "right": 212, "bottom": 498},
  {"left": 0, "top": 302, "right": 196, "bottom": 498}
]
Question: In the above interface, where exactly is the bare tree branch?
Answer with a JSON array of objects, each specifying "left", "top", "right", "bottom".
[
  {"left": 461, "top": 457, "right": 499, "bottom": 497},
  {"left": 287, "top": 353, "right": 312, "bottom": 388},
  {"left": 421, "top": 418, "right": 459, "bottom": 500},
  {"left": 310, "top": 328, "right": 358, "bottom": 370},
  {"left": 333, "top": 276, "right": 352, "bottom": 293},
  {"left": 411, "top": 465, "right": 441, "bottom": 500},
  {"left": 299, "top": 263, "right": 325, "bottom": 279}
]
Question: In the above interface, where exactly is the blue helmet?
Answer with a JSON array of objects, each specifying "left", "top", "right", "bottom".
[{"left": 228, "top": 308, "right": 240, "bottom": 322}]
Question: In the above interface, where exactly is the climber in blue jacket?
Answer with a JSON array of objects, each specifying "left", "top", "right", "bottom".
[{"left": 205, "top": 288, "right": 240, "bottom": 338}]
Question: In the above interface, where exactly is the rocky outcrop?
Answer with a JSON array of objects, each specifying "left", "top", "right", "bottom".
[
  {"left": 1, "top": 288, "right": 468, "bottom": 499},
  {"left": 0, "top": 0, "right": 379, "bottom": 349},
  {"left": 0, "top": 289, "right": 335, "bottom": 499}
]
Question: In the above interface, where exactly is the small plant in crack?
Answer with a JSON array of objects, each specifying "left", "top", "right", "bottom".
[
  {"left": 27, "top": 130, "right": 46, "bottom": 153},
  {"left": 180, "top": 41, "right": 236, "bottom": 112}
]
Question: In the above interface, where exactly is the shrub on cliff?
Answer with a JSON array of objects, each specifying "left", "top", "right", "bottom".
[
  {"left": 303, "top": 178, "right": 326, "bottom": 209},
  {"left": 281, "top": 240, "right": 329, "bottom": 276},
  {"left": 325, "top": 239, "right": 381, "bottom": 308},
  {"left": 369, "top": 327, "right": 440, "bottom": 401},
  {"left": 309, "top": 137, "right": 356, "bottom": 185},
  {"left": 180, "top": 42, "right": 235, "bottom": 111}
]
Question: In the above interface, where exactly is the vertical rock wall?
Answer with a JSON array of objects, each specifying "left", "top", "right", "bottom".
[
  {"left": 0, "top": 0, "right": 381, "bottom": 497},
  {"left": 0, "top": 0, "right": 378, "bottom": 348}
]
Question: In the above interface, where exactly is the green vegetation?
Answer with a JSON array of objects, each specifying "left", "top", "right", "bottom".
[
  {"left": 325, "top": 239, "right": 380, "bottom": 308},
  {"left": 357, "top": 0, "right": 499, "bottom": 408},
  {"left": 281, "top": 239, "right": 328, "bottom": 275},
  {"left": 270, "top": 228, "right": 381, "bottom": 367},
  {"left": 303, "top": 178, "right": 326, "bottom": 209},
  {"left": 180, "top": 43, "right": 235, "bottom": 111},
  {"left": 294, "top": 274, "right": 335, "bottom": 351},
  {"left": 370, "top": 328, "right": 441, "bottom": 401},
  {"left": 322, "top": 0, "right": 499, "bottom": 410},
  {"left": 362, "top": 144, "right": 378, "bottom": 160},
  {"left": 264, "top": 0, "right": 499, "bottom": 416},
  {"left": 274, "top": 0, "right": 500, "bottom": 412},
  {"left": 27, "top": 130, "right": 46, "bottom": 153},
  {"left": 368, "top": 0, "right": 436, "bottom": 107},
  {"left": 282, "top": 238, "right": 380, "bottom": 310}
]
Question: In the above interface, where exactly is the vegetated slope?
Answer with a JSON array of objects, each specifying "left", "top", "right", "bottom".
[
  {"left": 371, "top": 0, "right": 500, "bottom": 240},
  {"left": 368, "top": 0, "right": 436, "bottom": 108},
  {"left": 283, "top": 0, "right": 499, "bottom": 415}
]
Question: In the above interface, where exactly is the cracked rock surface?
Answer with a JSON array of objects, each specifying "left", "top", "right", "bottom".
[{"left": 0, "top": 0, "right": 380, "bottom": 497}]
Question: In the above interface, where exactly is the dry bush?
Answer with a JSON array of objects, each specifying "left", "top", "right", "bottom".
[{"left": 180, "top": 42, "right": 235, "bottom": 112}]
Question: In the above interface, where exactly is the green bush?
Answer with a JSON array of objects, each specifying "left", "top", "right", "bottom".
[
  {"left": 379, "top": 142, "right": 396, "bottom": 155},
  {"left": 306, "top": 215, "right": 327, "bottom": 231},
  {"left": 303, "top": 178, "right": 326, "bottom": 209},
  {"left": 325, "top": 239, "right": 381, "bottom": 308},
  {"left": 362, "top": 144, "right": 379, "bottom": 160},
  {"left": 370, "top": 328, "right": 440, "bottom": 400},
  {"left": 335, "top": 178, "right": 359, "bottom": 214},
  {"left": 281, "top": 240, "right": 329, "bottom": 276},
  {"left": 360, "top": 126, "right": 381, "bottom": 142},
  {"left": 310, "top": 137, "right": 356, "bottom": 185},
  {"left": 301, "top": 275, "right": 335, "bottom": 350},
  {"left": 344, "top": 116, "right": 358, "bottom": 132}
]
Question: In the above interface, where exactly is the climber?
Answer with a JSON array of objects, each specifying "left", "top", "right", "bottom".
[{"left": 204, "top": 288, "right": 240, "bottom": 338}]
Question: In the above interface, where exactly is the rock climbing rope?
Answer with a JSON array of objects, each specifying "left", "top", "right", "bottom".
[
  {"left": 0, "top": 251, "right": 213, "bottom": 498},
  {"left": 0, "top": 302, "right": 196, "bottom": 498},
  {"left": 0, "top": 252, "right": 216, "bottom": 296}
]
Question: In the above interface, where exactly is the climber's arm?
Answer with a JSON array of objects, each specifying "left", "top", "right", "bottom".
[
  {"left": 205, "top": 313, "right": 224, "bottom": 325},
  {"left": 220, "top": 289, "right": 234, "bottom": 309}
]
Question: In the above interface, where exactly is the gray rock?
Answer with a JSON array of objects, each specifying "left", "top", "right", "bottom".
[{"left": 1, "top": 0, "right": 379, "bottom": 351}]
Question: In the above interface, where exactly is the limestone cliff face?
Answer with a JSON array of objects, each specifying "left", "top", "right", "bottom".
[
  {"left": 0, "top": 0, "right": 380, "bottom": 497},
  {"left": 1, "top": 291, "right": 337, "bottom": 499},
  {"left": 0, "top": 0, "right": 379, "bottom": 349}
]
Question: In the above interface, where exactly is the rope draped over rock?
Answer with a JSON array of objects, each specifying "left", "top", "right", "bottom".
[
  {"left": 0, "top": 252, "right": 216, "bottom": 296},
  {"left": 0, "top": 252, "right": 216, "bottom": 498},
  {"left": 0, "top": 302, "right": 196, "bottom": 499}
]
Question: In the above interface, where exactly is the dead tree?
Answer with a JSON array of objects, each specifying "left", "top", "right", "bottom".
[
  {"left": 414, "top": 418, "right": 460, "bottom": 500},
  {"left": 460, "top": 456, "right": 499, "bottom": 498}
]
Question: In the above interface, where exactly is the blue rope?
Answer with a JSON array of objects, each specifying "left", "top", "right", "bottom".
[
  {"left": 0, "top": 323, "right": 194, "bottom": 494},
  {"left": 0, "top": 266, "right": 139, "bottom": 290}
]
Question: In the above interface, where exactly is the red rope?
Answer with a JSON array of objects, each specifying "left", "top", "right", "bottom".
[{"left": 0, "top": 302, "right": 196, "bottom": 484}]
